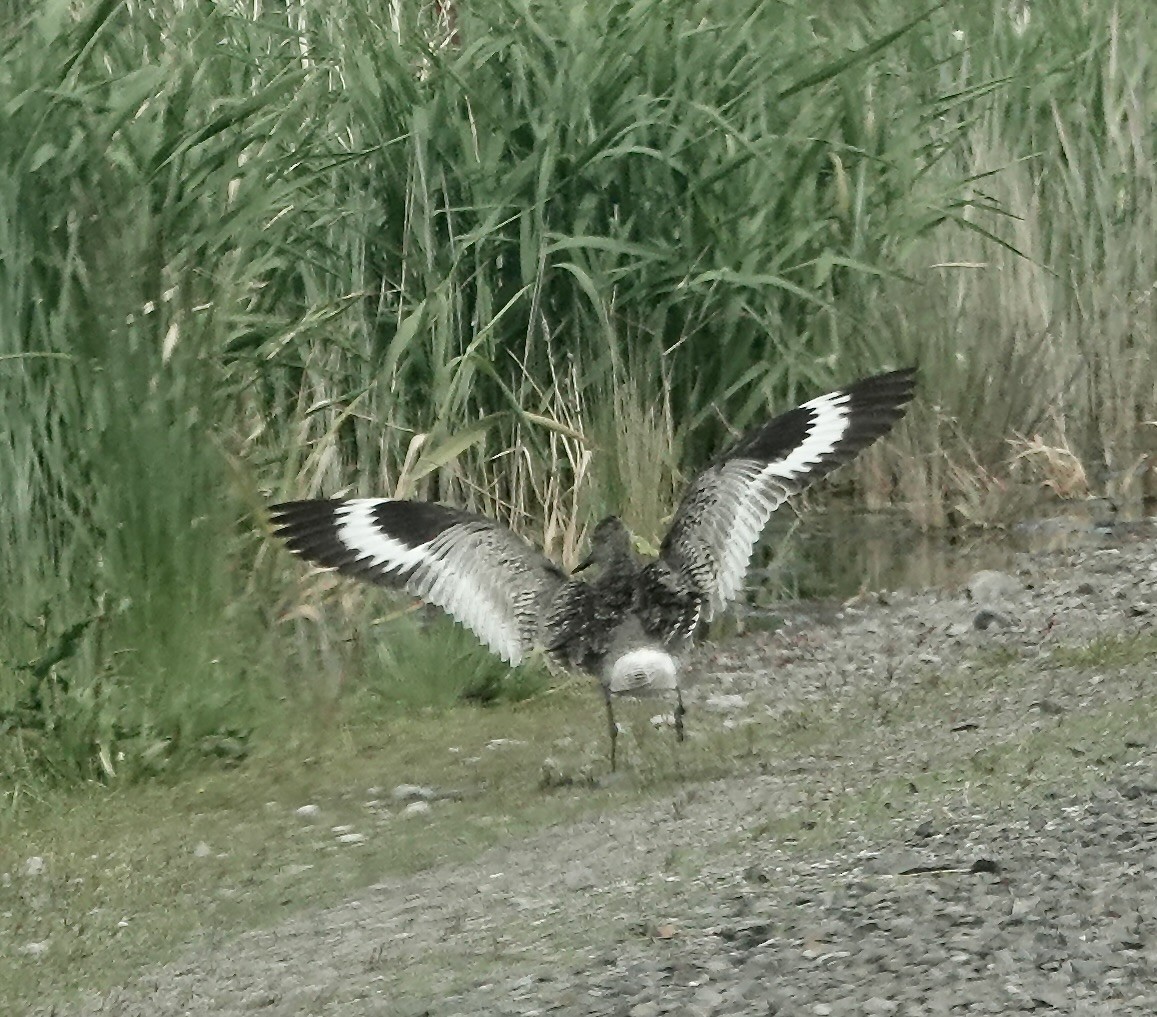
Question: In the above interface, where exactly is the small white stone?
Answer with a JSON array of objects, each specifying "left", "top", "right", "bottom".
[
  {"left": 22, "top": 856, "right": 45, "bottom": 877},
  {"left": 486, "top": 738, "right": 526, "bottom": 750},
  {"left": 704, "top": 693, "right": 748, "bottom": 712},
  {"left": 280, "top": 863, "right": 313, "bottom": 877},
  {"left": 20, "top": 941, "right": 49, "bottom": 957},
  {"left": 294, "top": 804, "right": 321, "bottom": 820},
  {"left": 192, "top": 842, "right": 213, "bottom": 858},
  {"left": 402, "top": 801, "right": 431, "bottom": 817},
  {"left": 336, "top": 832, "right": 366, "bottom": 845},
  {"left": 331, "top": 824, "right": 354, "bottom": 834},
  {"left": 563, "top": 864, "right": 596, "bottom": 891}
]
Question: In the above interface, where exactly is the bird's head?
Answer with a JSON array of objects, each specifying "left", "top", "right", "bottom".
[{"left": 573, "top": 516, "right": 634, "bottom": 573}]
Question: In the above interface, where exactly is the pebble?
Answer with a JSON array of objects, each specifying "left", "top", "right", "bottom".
[
  {"left": 563, "top": 865, "right": 596, "bottom": 891},
  {"left": 294, "top": 804, "right": 321, "bottom": 820},
  {"left": 402, "top": 801, "right": 431, "bottom": 817},
  {"left": 22, "top": 856, "right": 45, "bottom": 877},
  {"left": 392, "top": 784, "right": 435, "bottom": 803},
  {"left": 703, "top": 694, "right": 748, "bottom": 712},
  {"left": 973, "top": 608, "right": 1010, "bottom": 631},
  {"left": 966, "top": 569, "right": 1022, "bottom": 603}
]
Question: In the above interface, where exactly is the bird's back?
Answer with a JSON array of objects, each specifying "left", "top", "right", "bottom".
[
  {"left": 542, "top": 556, "right": 701, "bottom": 693},
  {"left": 541, "top": 567, "right": 637, "bottom": 676}
]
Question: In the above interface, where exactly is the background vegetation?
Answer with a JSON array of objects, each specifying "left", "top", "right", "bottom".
[{"left": 1, "top": 0, "right": 1154, "bottom": 788}]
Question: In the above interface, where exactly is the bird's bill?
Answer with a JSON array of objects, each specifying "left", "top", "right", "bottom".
[{"left": 572, "top": 553, "right": 595, "bottom": 574}]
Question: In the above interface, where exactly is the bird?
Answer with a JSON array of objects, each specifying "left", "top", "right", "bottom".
[{"left": 269, "top": 367, "right": 916, "bottom": 769}]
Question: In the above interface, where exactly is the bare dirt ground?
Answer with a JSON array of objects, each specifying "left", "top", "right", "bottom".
[{"left": 48, "top": 530, "right": 1157, "bottom": 1017}]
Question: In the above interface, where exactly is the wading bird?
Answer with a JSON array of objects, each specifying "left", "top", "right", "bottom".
[{"left": 270, "top": 368, "right": 916, "bottom": 769}]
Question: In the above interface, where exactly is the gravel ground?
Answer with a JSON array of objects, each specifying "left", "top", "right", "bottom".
[{"left": 58, "top": 532, "right": 1157, "bottom": 1017}]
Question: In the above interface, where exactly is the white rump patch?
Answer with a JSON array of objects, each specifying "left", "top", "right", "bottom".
[{"left": 608, "top": 648, "right": 678, "bottom": 694}]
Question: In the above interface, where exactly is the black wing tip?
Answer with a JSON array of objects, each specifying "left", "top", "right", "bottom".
[
  {"left": 267, "top": 499, "right": 347, "bottom": 542},
  {"left": 267, "top": 498, "right": 396, "bottom": 583},
  {"left": 843, "top": 366, "right": 918, "bottom": 401}
]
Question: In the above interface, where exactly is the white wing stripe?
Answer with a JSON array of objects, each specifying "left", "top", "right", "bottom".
[
  {"left": 762, "top": 391, "right": 852, "bottom": 482},
  {"left": 336, "top": 500, "right": 428, "bottom": 573},
  {"left": 333, "top": 502, "right": 525, "bottom": 665},
  {"left": 703, "top": 397, "right": 855, "bottom": 613}
]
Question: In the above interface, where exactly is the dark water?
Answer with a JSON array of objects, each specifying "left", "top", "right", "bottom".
[{"left": 749, "top": 500, "right": 1157, "bottom": 604}]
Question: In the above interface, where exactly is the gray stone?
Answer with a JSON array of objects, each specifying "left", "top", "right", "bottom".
[
  {"left": 392, "top": 784, "right": 436, "bottom": 802},
  {"left": 966, "top": 569, "right": 1022, "bottom": 604}
]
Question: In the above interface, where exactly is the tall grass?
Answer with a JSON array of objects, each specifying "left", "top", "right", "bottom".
[{"left": 1, "top": 0, "right": 1154, "bottom": 786}]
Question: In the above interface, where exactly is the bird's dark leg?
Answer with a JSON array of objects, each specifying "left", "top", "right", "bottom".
[
  {"left": 674, "top": 685, "right": 686, "bottom": 743},
  {"left": 602, "top": 685, "right": 619, "bottom": 771}
]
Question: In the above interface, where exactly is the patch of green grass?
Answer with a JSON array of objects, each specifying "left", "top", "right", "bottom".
[
  {"left": 0, "top": 686, "right": 602, "bottom": 1005},
  {"left": 0, "top": 670, "right": 817, "bottom": 1005},
  {"left": 1045, "top": 632, "right": 1157, "bottom": 671}
]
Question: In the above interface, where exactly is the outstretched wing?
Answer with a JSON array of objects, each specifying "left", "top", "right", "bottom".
[
  {"left": 269, "top": 499, "right": 568, "bottom": 666},
  {"left": 659, "top": 368, "right": 916, "bottom": 621}
]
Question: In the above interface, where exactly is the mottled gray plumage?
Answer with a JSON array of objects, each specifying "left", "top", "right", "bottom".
[{"left": 270, "top": 367, "right": 917, "bottom": 769}]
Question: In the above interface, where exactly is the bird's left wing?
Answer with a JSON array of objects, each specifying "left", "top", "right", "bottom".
[
  {"left": 270, "top": 498, "right": 567, "bottom": 666},
  {"left": 658, "top": 368, "right": 916, "bottom": 621}
]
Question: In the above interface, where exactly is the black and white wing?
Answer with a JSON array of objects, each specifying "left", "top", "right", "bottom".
[
  {"left": 659, "top": 368, "right": 916, "bottom": 621},
  {"left": 269, "top": 499, "right": 568, "bottom": 666}
]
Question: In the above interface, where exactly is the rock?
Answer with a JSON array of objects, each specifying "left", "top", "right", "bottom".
[
  {"left": 392, "top": 784, "right": 436, "bottom": 802},
  {"left": 22, "top": 856, "right": 45, "bottom": 877},
  {"left": 402, "top": 801, "right": 431, "bottom": 817},
  {"left": 192, "top": 841, "right": 213, "bottom": 858},
  {"left": 294, "top": 804, "right": 321, "bottom": 820},
  {"left": 966, "top": 569, "right": 1021, "bottom": 604},
  {"left": 20, "top": 941, "right": 49, "bottom": 957},
  {"left": 703, "top": 693, "right": 748, "bottom": 712},
  {"left": 336, "top": 832, "right": 366, "bottom": 845},
  {"left": 973, "top": 608, "right": 1010, "bottom": 631},
  {"left": 563, "top": 864, "right": 596, "bottom": 891}
]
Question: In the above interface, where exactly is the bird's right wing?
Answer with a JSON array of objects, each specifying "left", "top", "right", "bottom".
[
  {"left": 270, "top": 499, "right": 568, "bottom": 666},
  {"left": 659, "top": 368, "right": 916, "bottom": 621}
]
